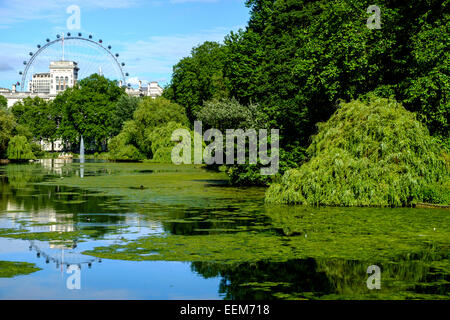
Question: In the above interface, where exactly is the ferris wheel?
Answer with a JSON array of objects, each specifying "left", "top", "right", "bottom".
[{"left": 18, "top": 32, "right": 129, "bottom": 92}]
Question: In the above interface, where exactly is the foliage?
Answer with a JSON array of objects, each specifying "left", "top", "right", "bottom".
[
  {"left": 163, "top": 41, "right": 230, "bottom": 122},
  {"left": 402, "top": 11, "right": 449, "bottom": 144},
  {"left": 165, "top": 0, "right": 449, "bottom": 185},
  {"left": 0, "top": 109, "right": 36, "bottom": 159},
  {"left": 196, "top": 98, "right": 300, "bottom": 186},
  {"left": 0, "top": 260, "right": 41, "bottom": 278},
  {"left": 11, "top": 97, "right": 58, "bottom": 143},
  {"left": 108, "top": 97, "right": 190, "bottom": 162},
  {"left": 108, "top": 132, "right": 144, "bottom": 161},
  {"left": 195, "top": 98, "right": 267, "bottom": 131},
  {"left": 134, "top": 96, "right": 189, "bottom": 130},
  {"left": 110, "top": 95, "right": 141, "bottom": 137},
  {"left": 0, "top": 109, "right": 16, "bottom": 158},
  {"left": 146, "top": 121, "right": 192, "bottom": 163},
  {"left": 266, "top": 97, "right": 449, "bottom": 207},
  {"left": 53, "top": 74, "right": 126, "bottom": 152},
  {"left": 0, "top": 95, "right": 7, "bottom": 110},
  {"left": 225, "top": 0, "right": 449, "bottom": 146},
  {"left": 6, "top": 135, "right": 35, "bottom": 160}
]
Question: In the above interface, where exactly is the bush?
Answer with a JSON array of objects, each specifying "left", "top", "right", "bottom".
[
  {"left": 7, "top": 135, "right": 35, "bottom": 160},
  {"left": 266, "top": 96, "right": 449, "bottom": 207},
  {"left": 108, "top": 133, "right": 144, "bottom": 161},
  {"left": 195, "top": 98, "right": 267, "bottom": 131},
  {"left": 0, "top": 109, "right": 15, "bottom": 158},
  {"left": 108, "top": 97, "right": 191, "bottom": 162},
  {"left": 146, "top": 121, "right": 192, "bottom": 163}
]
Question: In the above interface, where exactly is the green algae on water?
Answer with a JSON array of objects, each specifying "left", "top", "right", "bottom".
[{"left": 0, "top": 261, "right": 41, "bottom": 278}]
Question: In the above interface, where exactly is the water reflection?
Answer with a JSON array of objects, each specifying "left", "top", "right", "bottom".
[
  {"left": 0, "top": 161, "right": 448, "bottom": 300},
  {"left": 28, "top": 240, "right": 101, "bottom": 270},
  {"left": 192, "top": 257, "right": 449, "bottom": 299}
]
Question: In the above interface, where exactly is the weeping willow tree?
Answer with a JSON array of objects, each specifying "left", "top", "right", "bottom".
[
  {"left": 6, "top": 135, "right": 35, "bottom": 161},
  {"left": 266, "top": 96, "right": 449, "bottom": 207}
]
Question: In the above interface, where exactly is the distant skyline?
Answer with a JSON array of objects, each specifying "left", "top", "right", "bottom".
[{"left": 0, "top": 0, "right": 250, "bottom": 89}]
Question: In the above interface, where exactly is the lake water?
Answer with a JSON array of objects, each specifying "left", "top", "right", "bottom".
[{"left": 0, "top": 160, "right": 448, "bottom": 299}]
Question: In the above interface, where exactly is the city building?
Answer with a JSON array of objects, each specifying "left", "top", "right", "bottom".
[
  {"left": 28, "top": 61, "right": 79, "bottom": 94},
  {"left": 29, "top": 73, "right": 51, "bottom": 94},
  {"left": 123, "top": 80, "right": 164, "bottom": 98},
  {"left": 0, "top": 60, "right": 164, "bottom": 151}
]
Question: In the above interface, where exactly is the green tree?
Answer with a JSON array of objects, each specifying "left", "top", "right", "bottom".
[
  {"left": 228, "top": 0, "right": 449, "bottom": 146},
  {"left": 164, "top": 41, "right": 230, "bottom": 122},
  {"left": 0, "top": 96, "right": 7, "bottom": 110},
  {"left": 108, "top": 132, "right": 144, "bottom": 161},
  {"left": 6, "top": 135, "right": 35, "bottom": 160},
  {"left": 11, "top": 97, "right": 58, "bottom": 148},
  {"left": 110, "top": 95, "right": 141, "bottom": 136},
  {"left": 401, "top": 13, "right": 449, "bottom": 144},
  {"left": 147, "top": 121, "right": 192, "bottom": 163},
  {"left": 195, "top": 98, "right": 267, "bottom": 131},
  {"left": 108, "top": 97, "right": 190, "bottom": 161},
  {"left": 54, "top": 74, "right": 126, "bottom": 152},
  {"left": 0, "top": 109, "right": 16, "bottom": 158},
  {"left": 266, "top": 96, "right": 449, "bottom": 207}
]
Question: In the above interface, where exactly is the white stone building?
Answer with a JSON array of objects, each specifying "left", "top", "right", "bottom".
[
  {"left": 124, "top": 80, "right": 164, "bottom": 98},
  {"left": 28, "top": 61, "right": 79, "bottom": 95}
]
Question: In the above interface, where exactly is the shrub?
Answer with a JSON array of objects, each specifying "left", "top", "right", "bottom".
[
  {"left": 146, "top": 121, "right": 191, "bottom": 163},
  {"left": 107, "top": 133, "right": 144, "bottom": 161},
  {"left": 7, "top": 135, "right": 35, "bottom": 160},
  {"left": 266, "top": 96, "right": 449, "bottom": 207}
]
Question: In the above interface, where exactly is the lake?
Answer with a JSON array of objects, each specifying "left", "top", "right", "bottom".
[{"left": 0, "top": 160, "right": 448, "bottom": 299}]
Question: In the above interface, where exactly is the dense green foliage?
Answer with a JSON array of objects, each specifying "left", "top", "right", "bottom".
[
  {"left": 196, "top": 98, "right": 267, "bottom": 131},
  {"left": 0, "top": 260, "right": 41, "bottom": 278},
  {"left": 196, "top": 98, "right": 280, "bottom": 185},
  {"left": 0, "top": 109, "right": 16, "bottom": 158},
  {"left": 165, "top": 0, "right": 449, "bottom": 187},
  {"left": 108, "top": 97, "right": 191, "bottom": 161},
  {"left": 266, "top": 97, "right": 449, "bottom": 207},
  {"left": 0, "top": 108, "right": 37, "bottom": 159},
  {"left": 6, "top": 135, "right": 35, "bottom": 160},
  {"left": 225, "top": 0, "right": 449, "bottom": 146},
  {"left": 9, "top": 74, "right": 127, "bottom": 154},
  {"left": 0, "top": 96, "right": 7, "bottom": 110},
  {"left": 163, "top": 41, "right": 230, "bottom": 122},
  {"left": 110, "top": 95, "right": 141, "bottom": 137},
  {"left": 11, "top": 97, "right": 58, "bottom": 146},
  {"left": 52, "top": 74, "right": 126, "bottom": 152}
]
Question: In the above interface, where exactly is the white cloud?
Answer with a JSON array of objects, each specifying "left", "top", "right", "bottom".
[
  {"left": 0, "top": 0, "right": 143, "bottom": 27},
  {"left": 126, "top": 77, "right": 148, "bottom": 85},
  {"left": 0, "top": 41, "right": 31, "bottom": 87},
  {"left": 0, "top": 0, "right": 225, "bottom": 28},
  {"left": 113, "top": 25, "right": 242, "bottom": 85}
]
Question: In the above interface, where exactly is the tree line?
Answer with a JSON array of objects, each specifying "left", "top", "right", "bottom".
[
  {"left": 1, "top": 0, "right": 447, "bottom": 196},
  {"left": 163, "top": 0, "right": 449, "bottom": 185}
]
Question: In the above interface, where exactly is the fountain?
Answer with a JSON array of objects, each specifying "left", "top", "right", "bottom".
[{"left": 80, "top": 136, "right": 85, "bottom": 162}]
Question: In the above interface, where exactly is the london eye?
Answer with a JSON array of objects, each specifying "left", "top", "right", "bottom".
[{"left": 18, "top": 33, "right": 129, "bottom": 92}]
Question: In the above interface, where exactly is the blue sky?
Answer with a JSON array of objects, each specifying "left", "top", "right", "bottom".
[{"left": 0, "top": 0, "right": 250, "bottom": 89}]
